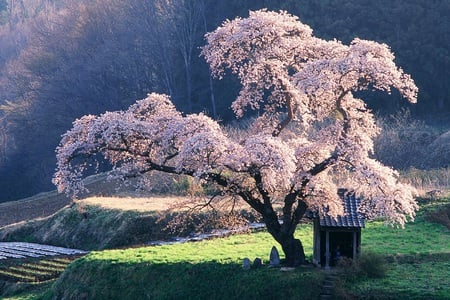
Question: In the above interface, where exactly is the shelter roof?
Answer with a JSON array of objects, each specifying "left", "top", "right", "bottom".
[{"left": 319, "top": 189, "right": 365, "bottom": 228}]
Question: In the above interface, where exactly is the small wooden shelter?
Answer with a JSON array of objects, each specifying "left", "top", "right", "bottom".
[{"left": 311, "top": 189, "right": 365, "bottom": 268}]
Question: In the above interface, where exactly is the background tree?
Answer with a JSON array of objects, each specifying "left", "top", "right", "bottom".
[
  {"left": 0, "top": 0, "right": 214, "bottom": 200},
  {"left": 54, "top": 10, "right": 419, "bottom": 267},
  {"left": 0, "top": 0, "right": 448, "bottom": 202},
  {"left": 374, "top": 109, "right": 438, "bottom": 169}
]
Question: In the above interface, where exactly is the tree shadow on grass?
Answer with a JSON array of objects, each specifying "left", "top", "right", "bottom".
[{"left": 48, "top": 260, "right": 324, "bottom": 300}]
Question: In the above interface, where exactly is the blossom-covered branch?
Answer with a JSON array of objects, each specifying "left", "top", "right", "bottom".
[{"left": 55, "top": 10, "right": 419, "bottom": 266}]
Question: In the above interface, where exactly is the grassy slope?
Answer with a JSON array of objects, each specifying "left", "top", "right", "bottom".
[
  {"left": 0, "top": 204, "right": 167, "bottom": 250},
  {"left": 0, "top": 196, "right": 197, "bottom": 250}
]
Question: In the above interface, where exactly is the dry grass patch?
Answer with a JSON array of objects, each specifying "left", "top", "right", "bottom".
[
  {"left": 78, "top": 196, "right": 187, "bottom": 212},
  {"left": 78, "top": 194, "right": 255, "bottom": 215}
]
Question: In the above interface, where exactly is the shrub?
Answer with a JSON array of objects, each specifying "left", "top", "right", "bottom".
[
  {"left": 337, "top": 252, "right": 388, "bottom": 282},
  {"left": 426, "top": 204, "right": 450, "bottom": 230},
  {"left": 400, "top": 168, "right": 450, "bottom": 194},
  {"left": 357, "top": 252, "right": 388, "bottom": 279}
]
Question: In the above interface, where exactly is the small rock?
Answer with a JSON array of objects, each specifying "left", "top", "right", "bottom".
[
  {"left": 269, "top": 246, "right": 280, "bottom": 267},
  {"left": 280, "top": 267, "right": 296, "bottom": 272},
  {"left": 253, "top": 257, "right": 263, "bottom": 268},
  {"left": 242, "top": 258, "right": 251, "bottom": 270}
]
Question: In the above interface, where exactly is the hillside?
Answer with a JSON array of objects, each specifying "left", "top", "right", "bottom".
[
  {"left": 0, "top": 175, "right": 449, "bottom": 299},
  {"left": 0, "top": 173, "right": 178, "bottom": 227}
]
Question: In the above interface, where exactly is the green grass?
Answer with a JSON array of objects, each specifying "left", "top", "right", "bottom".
[
  {"left": 346, "top": 258, "right": 450, "bottom": 300},
  {"left": 0, "top": 283, "right": 53, "bottom": 300},
  {"left": 362, "top": 219, "right": 450, "bottom": 255},
  {"left": 82, "top": 226, "right": 312, "bottom": 264},
  {"left": 336, "top": 199, "right": 450, "bottom": 299}
]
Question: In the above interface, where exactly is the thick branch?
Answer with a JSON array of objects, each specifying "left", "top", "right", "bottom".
[
  {"left": 281, "top": 186, "right": 308, "bottom": 236},
  {"left": 272, "top": 81, "right": 295, "bottom": 137},
  {"left": 252, "top": 168, "right": 282, "bottom": 240},
  {"left": 290, "top": 200, "right": 307, "bottom": 235},
  {"left": 281, "top": 193, "right": 296, "bottom": 234},
  {"left": 308, "top": 153, "right": 338, "bottom": 176},
  {"left": 307, "top": 90, "right": 350, "bottom": 176},
  {"left": 238, "top": 190, "right": 264, "bottom": 214}
]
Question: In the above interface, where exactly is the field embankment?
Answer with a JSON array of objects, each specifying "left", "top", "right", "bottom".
[
  {"left": 0, "top": 173, "right": 144, "bottom": 227},
  {"left": 0, "top": 173, "right": 449, "bottom": 299},
  {"left": 0, "top": 196, "right": 197, "bottom": 250}
]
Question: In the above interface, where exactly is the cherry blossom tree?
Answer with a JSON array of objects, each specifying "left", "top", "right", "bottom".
[{"left": 53, "top": 10, "right": 419, "bottom": 266}]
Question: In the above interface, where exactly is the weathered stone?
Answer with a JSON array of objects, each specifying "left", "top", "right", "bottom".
[
  {"left": 242, "top": 258, "right": 251, "bottom": 270},
  {"left": 253, "top": 257, "right": 263, "bottom": 268},
  {"left": 269, "top": 246, "right": 280, "bottom": 267}
]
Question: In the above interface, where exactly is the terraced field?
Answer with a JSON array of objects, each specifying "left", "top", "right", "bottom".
[
  {"left": 0, "top": 242, "right": 87, "bottom": 283},
  {"left": 0, "top": 256, "right": 80, "bottom": 283},
  {"left": 0, "top": 242, "right": 87, "bottom": 260}
]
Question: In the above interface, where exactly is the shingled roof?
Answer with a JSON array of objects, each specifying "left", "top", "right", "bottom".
[{"left": 319, "top": 189, "right": 365, "bottom": 228}]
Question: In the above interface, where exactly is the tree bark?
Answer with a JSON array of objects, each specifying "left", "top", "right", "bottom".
[
  {"left": 280, "top": 236, "right": 306, "bottom": 267},
  {"left": 263, "top": 209, "right": 306, "bottom": 267}
]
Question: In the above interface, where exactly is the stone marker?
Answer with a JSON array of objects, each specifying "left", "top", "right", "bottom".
[
  {"left": 253, "top": 257, "right": 263, "bottom": 268},
  {"left": 269, "top": 246, "right": 280, "bottom": 267},
  {"left": 242, "top": 258, "right": 251, "bottom": 270}
]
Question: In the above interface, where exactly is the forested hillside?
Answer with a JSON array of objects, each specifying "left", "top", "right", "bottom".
[{"left": 0, "top": 0, "right": 449, "bottom": 202}]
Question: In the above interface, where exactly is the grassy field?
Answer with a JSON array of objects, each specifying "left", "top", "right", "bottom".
[{"left": 1, "top": 198, "right": 449, "bottom": 299}]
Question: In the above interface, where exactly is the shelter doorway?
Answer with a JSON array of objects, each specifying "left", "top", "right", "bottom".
[{"left": 319, "top": 231, "right": 358, "bottom": 267}]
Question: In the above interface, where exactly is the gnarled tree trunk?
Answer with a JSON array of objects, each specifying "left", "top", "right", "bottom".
[
  {"left": 279, "top": 236, "right": 306, "bottom": 267},
  {"left": 259, "top": 195, "right": 308, "bottom": 267}
]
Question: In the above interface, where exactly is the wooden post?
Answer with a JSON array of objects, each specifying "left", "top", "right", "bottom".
[
  {"left": 352, "top": 231, "right": 357, "bottom": 259},
  {"left": 313, "top": 220, "right": 321, "bottom": 266},
  {"left": 358, "top": 230, "right": 362, "bottom": 256},
  {"left": 325, "top": 230, "right": 330, "bottom": 269}
]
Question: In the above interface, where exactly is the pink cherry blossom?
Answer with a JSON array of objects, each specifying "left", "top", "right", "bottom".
[{"left": 54, "top": 10, "right": 418, "bottom": 266}]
